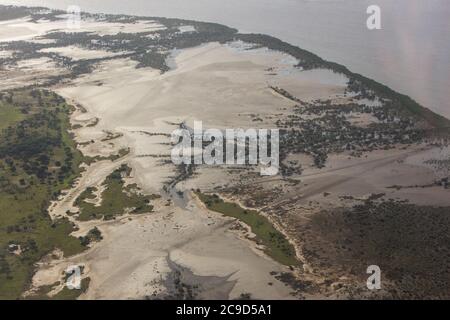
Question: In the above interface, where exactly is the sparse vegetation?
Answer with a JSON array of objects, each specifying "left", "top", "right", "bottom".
[
  {"left": 196, "top": 192, "right": 298, "bottom": 266},
  {"left": 79, "top": 227, "right": 103, "bottom": 246},
  {"left": 298, "top": 200, "right": 450, "bottom": 299},
  {"left": 84, "top": 148, "right": 130, "bottom": 165},
  {"left": 75, "top": 164, "right": 156, "bottom": 221}
]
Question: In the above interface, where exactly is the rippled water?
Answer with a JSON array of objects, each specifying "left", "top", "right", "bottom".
[{"left": 1, "top": 0, "right": 449, "bottom": 118}]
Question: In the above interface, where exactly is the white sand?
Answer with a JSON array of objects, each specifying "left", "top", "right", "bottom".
[
  {"left": 1, "top": 11, "right": 444, "bottom": 298},
  {"left": 39, "top": 46, "right": 127, "bottom": 61}
]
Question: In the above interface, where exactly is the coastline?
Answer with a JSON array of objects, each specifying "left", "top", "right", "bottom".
[{"left": 1, "top": 4, "right": 450, "bottom": 299}]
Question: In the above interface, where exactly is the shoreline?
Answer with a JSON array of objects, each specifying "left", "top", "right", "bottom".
[
  {"left": 1, "top": 4, "right": 448, "bottom": 128},
  {"left": 1, "top": 4, "right": 450, "bottom": 299}
]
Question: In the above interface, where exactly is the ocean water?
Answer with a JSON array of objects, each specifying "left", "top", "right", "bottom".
[{"left": 1, "top": 0, "right": 449, "bottom": 118}]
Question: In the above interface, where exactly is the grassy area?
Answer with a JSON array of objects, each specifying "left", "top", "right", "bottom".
[
  {"left": 0, "top": 102, "right": 25, "bottom": 131},
  {"left": 75, "top": 164, "right": 156, "bottom": 221},
  {"left": 0, "top": 89, "right": 88, "bottom": 299},
  {"left": 196, "top": 192, "right": 298, "bottom": 266}
]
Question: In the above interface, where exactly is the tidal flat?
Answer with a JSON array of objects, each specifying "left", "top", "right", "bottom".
[{"left": 1, "top": 5, "right": 450, "bottom": 299}]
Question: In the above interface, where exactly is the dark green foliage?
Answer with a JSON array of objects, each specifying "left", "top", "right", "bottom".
[{"left": 0, "top": 89, "right": 86, "bottom": 299}]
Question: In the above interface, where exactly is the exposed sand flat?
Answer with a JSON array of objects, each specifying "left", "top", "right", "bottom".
[
  {"left": 30, "top": 36, "right": 447, "bottom": 300},
  {"left": 0, "top": 17, "right": 38, "bottom": 42},
  {"left": 57, "top": 43, "right": 299, "bottom": 189},
  {"left": 82, "top": 199, "right": 293, "bottom": 300},
  {"left": 181, "top": 166, "right": 244, "bottom": 192},
  {"left": 30, "top": 40, "right": 351, "bottom": 299},
  {"left": 178, "top": 25, "right": 196, "bottom": 33},
  {"left": 33, "top": 197, "right": 294, "bottom": 300},
  {"left": 59, "top": 42, "right": 334, "bottom": 127},
  {"left": 15, "top": 57, "right": 54, "bottom": 69},
  {"left": 66, "top": 17, "right": 166, "bottom": 36},
  {"left": 0, "top": 57, "right": 68, "bottom": 89},
  {"left": 345, "top": 112, "right": 380, "bottom": 127},
  {"left": 1, "top": 5, "right": 446, "bottom": 300},
  {"left": 18, "top": 32, "right": 448, "bottom": 299},
  {"left": 268, "top": 68, "right": 349, "bottom": 102},
  {"left": 0, "top": 17, "right": 166, "bottom": 42},
  {"left": 354, "top": 97, "right": 383, "bottom": 107},
  {"left": 26, "top": 37, "right": 57, "bottom": 44},
  {"left": 39, "top": 46, "right": 128, "bottom": 61},
  {"left": 405, "top": 145, "right": 450, "bottom": 177},
  {"left": 273, "top": 146, "right": 450, "bottom": 208},
  {"left": 55, "top": 43, "right": 350, "bottom": 197}
]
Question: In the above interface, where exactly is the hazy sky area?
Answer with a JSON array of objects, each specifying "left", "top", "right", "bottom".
[{"left": 1, "top": 0, "right": 449, "bottom": 118}]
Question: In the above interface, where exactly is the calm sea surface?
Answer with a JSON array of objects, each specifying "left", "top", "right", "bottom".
[{"left": 1, "top": 0, "right": 449, "bottom": 118}]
